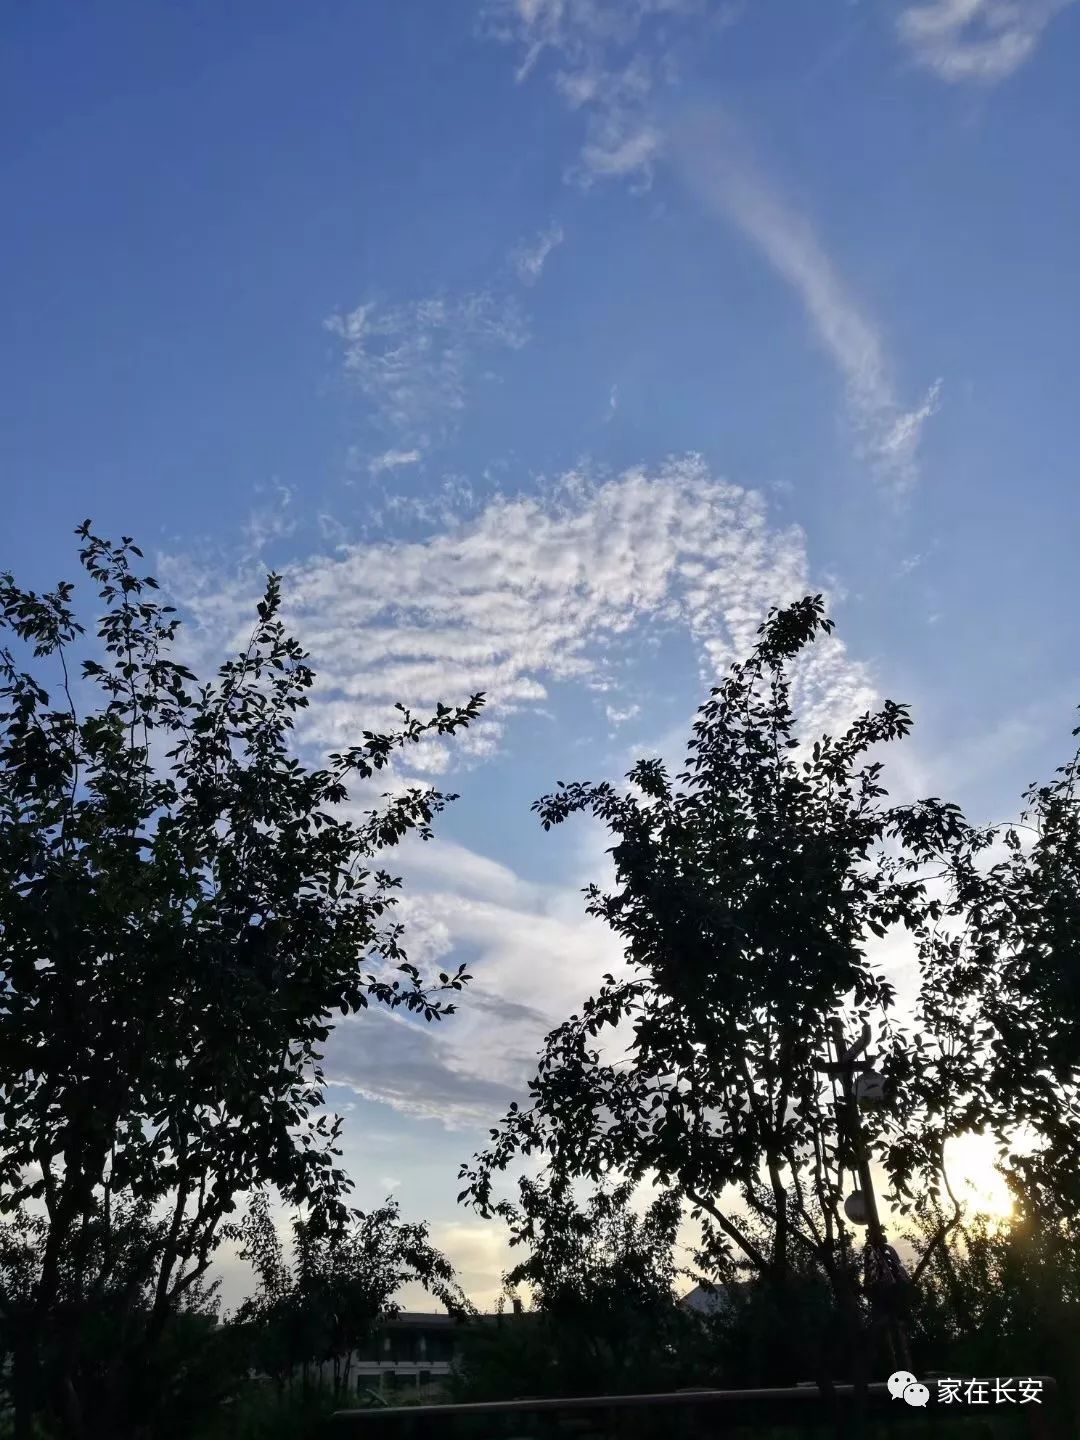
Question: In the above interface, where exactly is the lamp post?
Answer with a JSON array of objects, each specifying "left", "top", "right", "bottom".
[{"left": 824, "top": 1020, "right": 911, "bottom": 1372}]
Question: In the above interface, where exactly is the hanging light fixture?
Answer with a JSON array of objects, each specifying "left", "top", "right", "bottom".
[
  {"left": 844, "top": 1190, "right": 870, "bottom": 1225},
  {"left": 854, "top": 1068, "right": 887, "bottom": 1107}
]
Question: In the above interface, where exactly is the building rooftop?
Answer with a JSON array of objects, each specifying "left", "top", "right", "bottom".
[
  {"left": 679, "top": 1283, "right": 734, "bottom": 1315},
  {"left": 383, "top": 1309, "right": 523, "bottom": 1328}
]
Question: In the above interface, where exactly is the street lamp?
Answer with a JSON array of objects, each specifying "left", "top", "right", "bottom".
[{"left": 821, "top": 1020, "right": 912, "bottom": 1372}]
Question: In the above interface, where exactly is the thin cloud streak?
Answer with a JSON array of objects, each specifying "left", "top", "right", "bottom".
[
  {"left": 674, "top": 116, "right": 941, "bottom": 497},
  {"left": 369, "top": 448, "right": 422, "bottom": 476},
  {"left": 484, "top": 10, "right": 939, "bottom": 495}
]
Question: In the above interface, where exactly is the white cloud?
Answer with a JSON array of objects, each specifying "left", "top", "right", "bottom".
[
  {"left": 165, "top": 456, "right": 874, "bottom": 757},
  {"left": 164, "top": 457, "right": 882, "bottom": 1130},
  {"left": 578, "top": 119, "right": 663, "bottom": 187},
  {"left": 320, "top": 816, "right": 639, "bottom": 1131},
  {"left": 369, "top": 448, "right": 423, "bottom": 476},
  {"left": 243, "top": 480, "right": 296, "bottom": 555},
  {"left": 325, "top": 291, "right": 529, "bottom": 452},
  {"left": 675, "top": 120, "right": 941, "bottom": 497},
  {"left": 324, "top": 880, "right": 627, "bottom": 1128},
  {"left": 364, "top": 474, "right": 484, "bottom": 534},
  {"left": 396, "top": 838, "right": 548, "bottom": 911},
  {"left": 317, "top": 512, "right": 349, "bottom": 547},
  {"left": 481, "top": 0, "right": 711, "bottom": 189},
  {"left": 896, "top": 0, "right": 1077, "bottom": 83},
  {"left": 605, "top": 701, "right": 641, "bottom": 726},
  {"left": 512, "top": 222, "right": 566, "bottom": 284}
]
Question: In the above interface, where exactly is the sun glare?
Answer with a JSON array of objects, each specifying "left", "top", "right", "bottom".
[{"left": 944, "top": 1132, "right": 1014, "bottom": 1222}]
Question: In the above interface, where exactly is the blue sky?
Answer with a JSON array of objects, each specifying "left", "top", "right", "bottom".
[{"left": 4, "top": 0, "right": 1079, "bottom": 1308}]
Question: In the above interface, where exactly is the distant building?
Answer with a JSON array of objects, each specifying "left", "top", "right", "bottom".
[
  {"left": 314, "top": 1308, "right": 518, "bottom": 1399},
  {"left": 306, "top": 1287, "right": 732, "bottom": 1399},
  {"left": 678, "top": 1283, "right": 735, "bottom": 1317},
  {"left": 345, "top": 1311, "right": 457, "bottom": 1398}
]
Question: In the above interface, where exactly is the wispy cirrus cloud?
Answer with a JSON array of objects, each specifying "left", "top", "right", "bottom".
[
  {"left": 325, "top": 291, "right": 529, "bottom": 460},
  {"left": 675, "top": 118, "right": 941, "bottom": 497},
  {"left": 481, "top": 0, "right": 703, "bottom": 85},
  {"left": 511, "top": 221, "right": 566, "bottom": 284},
  {"left": 482, "top": 8, "right": 939, "bottom": 495},
  {"left": 243, "top": 480, "right": 296, "bottom": 557},
  {"left": 896, "top": 0, "right": 1077, "bottom": 83},
  {"left": 480, "top": 0, "right": 720, "bottom": 189}
]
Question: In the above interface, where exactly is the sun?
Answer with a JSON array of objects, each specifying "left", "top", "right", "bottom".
[{"left": 943, "top": 1132, "right": 1014, "bottom": 1222}]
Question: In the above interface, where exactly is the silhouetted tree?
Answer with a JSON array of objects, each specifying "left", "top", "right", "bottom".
[
  {"left": 695, "top": 1203, "right": 841, "bottom": 1388},
  {"left": 0, "top": 525, "right": 481, "bottom": 1439},
  {"left": 459, "top": 598, "right": 975, "bottom": 1389},
  {"left": 233, "top": 1191, "right": 474, "bottom": 1399},
  {"left": 905, "top": 1200, "right": 1080, "bottom": 1421},
  {"left": 452, "top": 1174, "right": 697, "bottom": 1400},
  {"left": 0, "top": 1198, "right": 249, "bottom": 1439},
  {"left": 917, "top": 714, "right": 1080, "bottom": 1217}
]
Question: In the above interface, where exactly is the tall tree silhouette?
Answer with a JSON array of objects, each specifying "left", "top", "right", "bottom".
[
  {"left": 460, "top": 597, "right": 975, "bottom": 1386},
  {"left": 0, "top": 525, "right": 481, "bottom": 1439},
  {"left": 923, "top": 714, "right": 1080, "bottom": 1217},
  {"left": 233, "top": 1191, "right": 474, "bottom": 1399}
]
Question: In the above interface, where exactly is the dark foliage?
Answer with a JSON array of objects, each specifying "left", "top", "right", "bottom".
[
  {"left": 452, "top": 1175, "right": 700, "bottom": 1400},
  {"left": 459, "top": 598, "right": 974, "bottom": 1384},
  {"left": 0, "top": 527, "right": 481, "bottom": 1438},
  {"left": 233, "top": 1190, "right": 474, "bottom": 1399}
]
